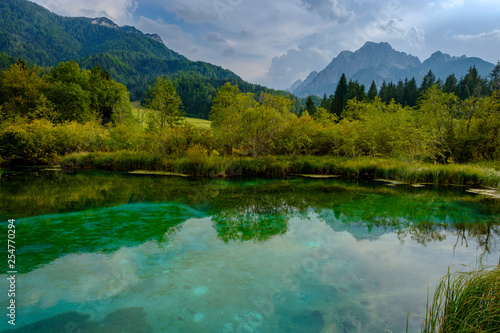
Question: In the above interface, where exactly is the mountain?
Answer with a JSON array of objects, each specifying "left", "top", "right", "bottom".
[
  {"left": 0, "top": 0, "right": 288, "bottom": 118},
  {"left": 292, "top": 42, "right": 495, "bottom": 97}
]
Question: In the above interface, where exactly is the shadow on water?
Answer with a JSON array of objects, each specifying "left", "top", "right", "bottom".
[{"left": 1, "top": 307, "right": 152, "bottom": 333}]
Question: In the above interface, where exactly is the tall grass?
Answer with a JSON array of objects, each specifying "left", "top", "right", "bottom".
[
  {"left": 59, "top": 153, "right": 500, "bottom": 189},
  {"left": 422, "top": 263, "right": 500, "bottom": 333}
]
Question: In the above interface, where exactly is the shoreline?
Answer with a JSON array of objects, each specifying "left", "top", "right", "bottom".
[{"left": 48, "top": 151, "right": 500, "bottom": 190}]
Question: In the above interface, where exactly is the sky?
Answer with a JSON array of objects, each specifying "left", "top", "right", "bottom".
[{"left": 32, "top": 0, "right": 500, "bottom": 90}]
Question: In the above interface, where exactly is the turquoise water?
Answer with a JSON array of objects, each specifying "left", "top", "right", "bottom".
[{"left": 1, "top": 170, "right": 499, "bottom": 332}]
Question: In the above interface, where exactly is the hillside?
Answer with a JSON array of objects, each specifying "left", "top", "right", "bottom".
[
  {"left": 293, "top": 42, "right": 495, "bottom": 97},
  {"left": 0, "top": 0, "right": 289, "bottom": 118}
]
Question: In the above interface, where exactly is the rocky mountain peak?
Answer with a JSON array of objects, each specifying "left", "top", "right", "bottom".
[
  {"left": 90, "top": 17, "right": 163, "bottom": 44},
  {"left": 291, "top": 41, "right": 493, "bottom": 97}
]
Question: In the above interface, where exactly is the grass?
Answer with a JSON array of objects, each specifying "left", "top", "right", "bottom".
[
  {"left": 131, "top": 101, "right": 212, "bottom": 129},
  {"left": 59, "top": 152, "right": 500, "bottom": 190},
  {"left": 422, "top": 262, "right": 500, "bottom": 333}
]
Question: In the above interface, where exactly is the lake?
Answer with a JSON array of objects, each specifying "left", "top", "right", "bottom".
[{"left": 1, "top": 169, "right": 499, "bottom": 333}]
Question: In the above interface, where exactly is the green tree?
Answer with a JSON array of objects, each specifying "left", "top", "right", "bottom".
[
  {"left": 319, "top": 93, "right": 330, "bottom": 109},
  {"left": 0, "top": 60, "right": 48, "bottom": 120},
  {"left": 240, "top": 103, "right": 284, "bottom": 157},
  {"left": 305, "top": 95, "right": 316, "bottom": 116},
  {"left": 459, "top": 66, "right": 488, "bottom": 100},
  {"left": 330, "top": 73, "right": 348, "bottom": 118},
  {"left": 416, "top": 86, "right": 459, "bottom": 163},
  {"left": 347, "top": 80, "right": 366, "bottom": 101},
  {"left": 489, "top": 61, "right": 500, "bottom": 92},
  {"left": 368, "top": 81, "right": 377, "bottom": 101},
  {"left": 419, "top": 70, "right": 436, "bottom": 94},
  {"left": 379, "top": 81, "right": 389, "bottom": 103},
  {"left": 395, "top": 80, "right": 405, "bottom": 105},
  {"left": 443, "top": 74, "right": 459, "bottom": 95},
  {"left": 403, "top": 77, "right": 418, "bottom": 107},
  {"left": 144, "top": 76, "right": 184, "bottom": 129},
  {"left": 210, "top": 83, "right": 257, "bottom": 154}
]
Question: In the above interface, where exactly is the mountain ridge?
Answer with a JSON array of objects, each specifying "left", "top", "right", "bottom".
[
  {"left": 0, "top": 0, "right": 290, "bottom": 118},
  {"left": 0, "top": 0, "right": 246, "bottom": 99},
  {"left": 293, "top": 42, "right": 495, "bottom": 97}
]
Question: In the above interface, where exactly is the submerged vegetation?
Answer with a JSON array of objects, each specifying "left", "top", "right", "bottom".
[
  {"left": 423, "top": 263, "right": 500, "bottom": 333},
  {"left": 2, "top": 169, "right": 499, "bottom": 274}
]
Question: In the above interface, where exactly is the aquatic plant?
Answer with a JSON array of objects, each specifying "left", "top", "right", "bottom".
[{"left": 422, "top": 263, "right": 500, "bottom": 333}]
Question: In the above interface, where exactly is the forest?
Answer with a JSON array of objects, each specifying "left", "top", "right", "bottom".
[{"left": 1, "top": 59, "right": 500, "bottom": 188}]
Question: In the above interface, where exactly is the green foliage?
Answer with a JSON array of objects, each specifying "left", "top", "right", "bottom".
[
  {"left": 419, "top": 70, "right": 437, "bottom": 94},
  {"left": 0, "top": 60, "right": 132, "bottom": 124},
  {"left": 0, "top": 119, "right": 111, "bottom": 164},
  {"left": 459, "top": 66, "right": 489, "bottom": 100},
  {"left": 0, "top": 0, "right": 294, "bottom": 119},
  {"left": 490, "top": 61, "right": 500, "bottom": 92},
  {"left": 0, "top": 60, "right": 48, "bottom": 119},
  {"left": 368, "top": 81, "right": 378, "bottom": 101},
  {"left": 144, "top": 76, "right": 184, "bottom": 129},
  {"left": 331, "top": 73, "right": 349, "bottom": 117},
  {"left": 305, "top": 95, "right": 316, "bottom": 115}
]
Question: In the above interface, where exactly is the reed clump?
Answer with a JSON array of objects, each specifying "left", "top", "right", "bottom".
[
  {"left": 422, "top": 263, "right": 500, "bottom": 333},
  {"left": 59, "top": 153, "right": 500, "bottom": 190}
]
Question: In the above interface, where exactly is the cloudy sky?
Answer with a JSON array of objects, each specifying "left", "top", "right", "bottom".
[{"left": 32, "top": 0, "right": 500, "bottom": 89}]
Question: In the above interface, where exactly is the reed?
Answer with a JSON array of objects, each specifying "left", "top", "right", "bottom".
[
  {"left": 422, "top": 263, "right": 500, "bottom": 333},
  {"left": 59, "top": 152, "right": 500, "bottom": 189}
]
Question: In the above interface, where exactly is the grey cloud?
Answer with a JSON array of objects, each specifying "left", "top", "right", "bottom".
[
  {"left": 204, "top": 32, "right": 227, "bottom": 44},
  {"left": 300, "top": 0, "right": 354, "bottom": 23},
  {"left": 222, "top": 48, "right": 236, "bottom": 57},
  {"left": 267, "top": 34, "right": 335, "bottom": 89},
  {"left": 377, "top": 19, "right": 404, "bottom": 35},
  {"left": 172, "top": 5, "right": 219, "bottom": 24},
  {"left": 240, "top": 28, "right": 253, "bottom": 38}
]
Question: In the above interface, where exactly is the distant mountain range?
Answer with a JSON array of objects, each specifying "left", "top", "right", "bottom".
[
  {"left": 0, "top": 0, "right": 286, "bottom": 118},
  {"left": 292, "top": 42, "right": 496, "bottom": 97}
]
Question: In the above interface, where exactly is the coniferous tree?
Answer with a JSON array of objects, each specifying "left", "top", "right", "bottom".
[
  {"left": 489, "top": 61, "right": 500, "bottom": 91},
  {"left": 330, "top": 73, "right": 348, "bottom": 117},
  {"left": 459, "top": 66, "right": 488, "bottom": 99},
  {"left": 379, "top": 81, "right": 388, "bottom": 103},
  {"left": 404, "top": 77, "right": 418, "bottom": 107},
  {"left": 347, "top": 80, "right": 366, "bottom": 101},
  {"left": 443, "top": 74, "right": 459, "bottom": 95},
  {"left": 395, "top": 80, "right": 405, "bottom": 105},
  {"left": 319, "top": 93, "right": 330, "bottom": 110},
  {"left": 419, "top": 70, "right": 436, "bottom": 94},
  {"left": 305, "top": 95, "right": 316, "bottom": 116},
  {"left": 368, "top": 81, "right": 377, "bottom": 101}
]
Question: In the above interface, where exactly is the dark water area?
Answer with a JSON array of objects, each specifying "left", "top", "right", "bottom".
[{"left": 0, "top": 169, "right": 499, "bottom": 332}]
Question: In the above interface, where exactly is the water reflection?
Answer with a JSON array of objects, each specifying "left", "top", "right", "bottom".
[
  {"left": 2, "top": 170, "right": 500, "bottom": 275},
  {"left": 3, "top": 212, "right": 496, "bottom": 332},
  {"left": 3, "top": 308, "right": 152, "bottom": 333}
]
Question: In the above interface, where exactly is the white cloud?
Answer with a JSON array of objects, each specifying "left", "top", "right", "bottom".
[
  {"left": 29, "top": 0, "right": 500, "bottom": 88},
  {"left": 266, "top": 33, "right": 336, "bottom": 89},
  {"left": 453, "top": 29, "right": 500, "bottom": 41},
  {"left": 439, "top": 0, "right": 464, "bottom": 10},
  {"left": 136, "top": 16, "right": 198, "bottom": 56},
  {"left": 32, "top": 0, "right": 137, "bottom": 25}
]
